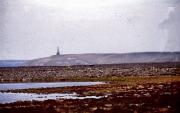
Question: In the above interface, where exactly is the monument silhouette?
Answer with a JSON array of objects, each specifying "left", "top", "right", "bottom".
[{"left": 56, "top": 47, "right": 60, "bottom": 55}]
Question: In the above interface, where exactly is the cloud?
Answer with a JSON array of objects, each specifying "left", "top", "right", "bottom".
[{"left": 0, "top": 0, "right": 180, "bottom": 59}]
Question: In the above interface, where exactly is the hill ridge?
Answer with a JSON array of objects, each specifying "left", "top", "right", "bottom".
[{"left": 24, "top": 52, "right": 180, "bottom": 66}]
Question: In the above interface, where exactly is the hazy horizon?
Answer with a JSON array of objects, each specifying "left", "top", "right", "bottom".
[
  {"left": 1, "top": 51, "right": 180, "bottom": 61},
  {"left": 1, "top": 0, "right": 180, "bottom": 60}
]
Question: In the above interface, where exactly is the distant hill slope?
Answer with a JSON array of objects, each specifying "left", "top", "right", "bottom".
[
  {"left": 0, "top": 60, "right": 26, "bottom": 67},
  {"left": 24, "top": 52, "right": 180, "bottom": 66}
]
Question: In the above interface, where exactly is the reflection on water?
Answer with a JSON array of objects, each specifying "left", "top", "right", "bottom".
[
  {"left": 0, "top": 82, "right": 105, "bottom": 104},
  {"left": 0, "top": 82, "right": 105, "bottom": 90},
  {"left": 0, "top": 92, "right": 103, "bottom": 104}
]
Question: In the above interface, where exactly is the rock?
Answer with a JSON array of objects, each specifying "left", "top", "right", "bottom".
[
  {"left": 103, "top": 107, "right": 112, "bottom": 111},
  {"left": 143, "top": 93, "right": 151, "bottom": 97},
  {"left": 137, "top": 85, "right": 144, "bottom": 89},
  {"left": 159, "top": 107, "right": 169, "bottom": 112},
  {"left": 157, "top": 85, "right": 163, "bottom": 89},
  {"left": 148, "top": 85, "right": 154, "bottom": 90},
  {"left": 105, "top": 104, "right": 112, "bottom": 107},
  {"left": 133, "top": 94, "right": 141, "bottom": 98},
  {"left": 90, "top": 107, "right": 97, "bottom": 111}
]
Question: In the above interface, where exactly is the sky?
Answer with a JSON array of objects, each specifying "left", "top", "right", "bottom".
[{"left": 0, "top": 0, "right": 180, "bottom": 60}]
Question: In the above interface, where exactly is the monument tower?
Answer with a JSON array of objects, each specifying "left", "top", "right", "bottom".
[{"left": 56, "top": 46, "right": 60, "bottom": 55}]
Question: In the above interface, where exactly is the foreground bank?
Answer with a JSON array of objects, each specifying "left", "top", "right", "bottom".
[
  {"left": 0, "top": 76, "right": 180, "bottom": 113},
  {"left": 0, "top": 63, "right": 180, "bottom": 113}
]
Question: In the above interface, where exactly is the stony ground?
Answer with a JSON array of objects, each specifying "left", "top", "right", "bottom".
[{"left": 0, "top": 62, "right": 180, "bottom": 83}]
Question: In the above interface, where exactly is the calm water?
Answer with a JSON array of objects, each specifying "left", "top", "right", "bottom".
[
  {"left": 0, "top": 92, "right": 103, "bottom": 104},
  {"left": 0, "top": 82, "right": 104, "bottom": 90},
  {"left": 0, "top": 82, "right": 105, "bottom": 104}
]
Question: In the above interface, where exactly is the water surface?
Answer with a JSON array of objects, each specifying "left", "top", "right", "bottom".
[
  {"left": 0, "top": 92, "right": 103, "bottom": 104},
  {"left": 0, "top": 82, "right": 105, "bottom": 104},
  {"left": 0, "top": 82, "right": 104, "bottom": 91}
]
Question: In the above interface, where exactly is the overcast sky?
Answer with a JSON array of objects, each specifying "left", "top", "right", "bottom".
[{"left": 0, "top": 0, "right": 180, "bottom": 60}]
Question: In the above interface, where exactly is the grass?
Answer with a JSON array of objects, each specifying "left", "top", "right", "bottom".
[
  {"left": 1, "top": 75, "right": 180, "bottom": 85},
  {"left": 58, "top": 75, "right": 180, "bottom": 85}
]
